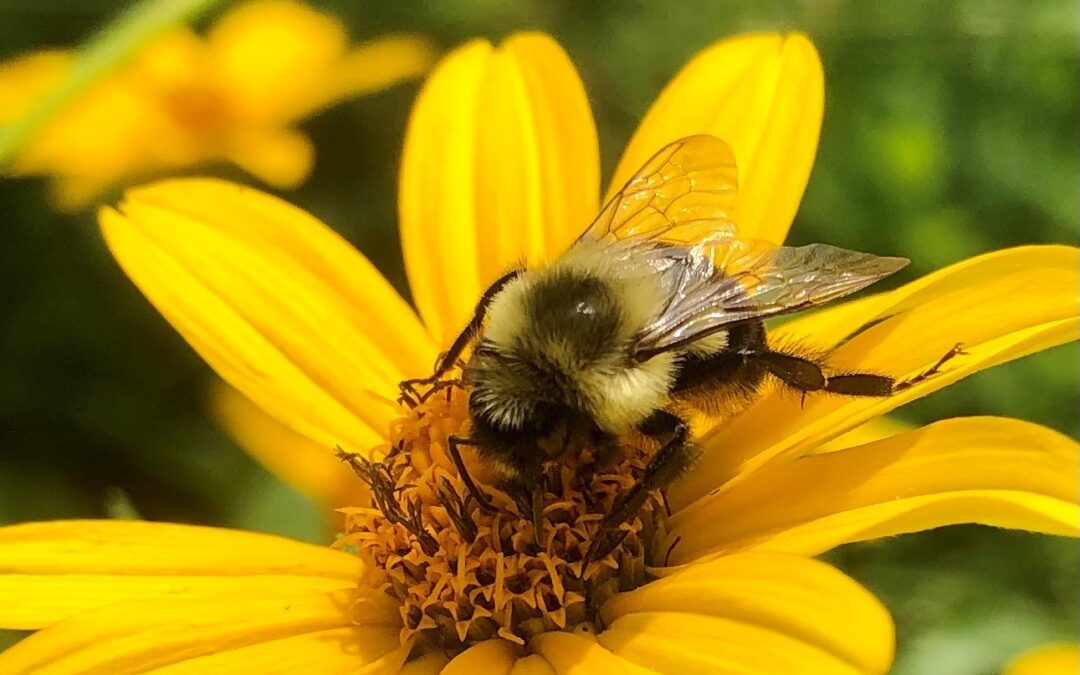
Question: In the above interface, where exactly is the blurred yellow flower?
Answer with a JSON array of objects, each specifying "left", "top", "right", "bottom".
[
  {"left": 0, "top": 0, "right": 434, "bottom": 210},
  {"left": 1005, "top": 643, "right": 1079, "bottom": 675},
  {"left": 0, "top": 31, "right": 1077, "bottom": 674}
]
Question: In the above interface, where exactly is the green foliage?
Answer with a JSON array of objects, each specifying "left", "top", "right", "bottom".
[{"left": 0, "top": 0, "right": 1075, "bottom": 667}]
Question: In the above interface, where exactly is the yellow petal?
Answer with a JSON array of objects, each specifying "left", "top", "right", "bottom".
[
  {"left": 667, "top": 417, "right": 1078, "bottom": 562},
  {"left": 530, "top": 632, "right": 656, "bottom": 674},
  {"left": 441, "top": 639, "right": 520, "bottom": 675},
  {"left": 0, "top": 49, "right": 161, "bottom": 182},
  {"left": 600, "top": 553, "right": 892, "bottom": 675},
  {"left": 397, "top": 652, "right": 450, "bottom": 675},
  {"left": 602, "top": 613, "right": 874, "bottom": 675},
  {"left": 207, "top": 0, "right": 345, "bottom": 123},
  {"left": 150, "top": 627, "right": 408, "bottom": 674},
  {"left": 674, "top": 245, "right": 1080, "bottom": 504},
  {"left": 400, "top": 34, "right": 599, "bottom": 344},
  {"left": 0, "top": 519, "right": 366, "bottom": 629},
  {"left": 306, "top": 35, "right": 437, "bottom": 116},
  {"left": 0, "top": 574, "right": 355, "bottom": 631},
  {"left": 0, "top": 50, "right": 71, "bottom": 121},
  {"left": 611, "top": 33, "right": 823, "bottom": 244},
  {"left": 1004, "top": 643, "right": 1079, "bottom": 675},
  {"left": 225, "top": 126, "right": 315, "bottom": 188},
  {"left": 100, "top": 179, "right": 436, "bottom": 455},
  {"left": 48, "top": 174, "right": 118, "bottom": 212},
  {"left": 507, "top": 655, "right": 556, "bottom": 675},
  {"left": 0, "top": 589, "right": 397, "bottom": 674},
  {"left": 0, "top": 520, "right": 358, "bottom": 576},
  {"left": 811, "top": 416, "right": 912, "bottom": 455},
  {"left": 212, "top": 381, "right": 363, "bottom": 508}
]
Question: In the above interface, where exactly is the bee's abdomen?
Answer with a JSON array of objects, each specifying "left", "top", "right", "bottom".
[{"left": 670, "top": 319, "right": 768, "bottom": 417}]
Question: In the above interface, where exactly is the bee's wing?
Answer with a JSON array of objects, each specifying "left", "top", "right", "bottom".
[
  {"left": 577, "top": 135, "right": 740, "bottom": 248},
  {"left": 632, "top": 243, "right": 910, "bottom": 359},
  {"left": 572, "top": 134, "right": 907, "bottom": 358}
]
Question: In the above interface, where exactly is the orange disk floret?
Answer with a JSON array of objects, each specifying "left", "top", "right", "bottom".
[{"left": 335, "top": 386, "right": 665, "bottom": 652}]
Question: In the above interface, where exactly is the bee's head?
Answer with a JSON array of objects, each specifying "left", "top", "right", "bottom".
[
  {"left": 488, "top": 270, "right": 625, "bottom": 364},
  {"left": 461, "top": 270, "right": 625, "bottom": 429}
]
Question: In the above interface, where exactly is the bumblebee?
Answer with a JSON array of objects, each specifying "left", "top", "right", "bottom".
[{"left": 401, "top": 135, "right": 958, "bottom": 549}]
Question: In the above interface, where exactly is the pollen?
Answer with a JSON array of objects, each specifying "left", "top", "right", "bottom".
[{"left": 335, "top": 386, "right": 666, "bottom": 653}]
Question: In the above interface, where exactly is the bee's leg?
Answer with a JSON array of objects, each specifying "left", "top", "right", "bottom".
[
  {"left": 399, "top": 268, "right": 523, "bottom": 399},
  {"left": 447, "top": 435, "right": 499, "bottom": 513},
  {"left": 752, "top": 351, "right": 894, "bottom": 397},
  {"left": 751, "top": 351, "right": 827, "bottom": 392},
  {"left": 588, "top": 411, "right": 693, "bottom": 560},
  {"left": 893, "top": 342, "right": 967, "bottom": 392}
]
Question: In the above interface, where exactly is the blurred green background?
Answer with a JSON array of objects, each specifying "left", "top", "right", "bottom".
[{"left": 0, "top": 1, "right": 1076, "bottom": 672}]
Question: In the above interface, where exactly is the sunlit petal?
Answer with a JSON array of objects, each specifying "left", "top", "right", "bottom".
[
  {"left": 668, "top": 417, "right": 1078, "bottom": 562},
  {"left": 100, "top": 179, "right": 436, "bottom": 454},
  {"left": 211, "top": 381, "right": 365, "bottom": 508},
  {"left": 612, "top": 33, "right": 823, "bottom": 244},
  {"left": 810, "top": 415, "right": 912, "bottom": 455},
  {"left": 599, "top": 553, "right": 893, "bottom": 675},
  {"left": 400, "top": 33, "right": 599, "bottom": 344},
  {"left": 440, "top": 639, "right": 519, "bottom": 675},
  {"left": 0, "top": 589, "right": 397, "bottom": 674},
  {"left": 531, "top": 632, "right": 655, "bottom": 674},
  {"left": 0, "top": 520, "right": 366, "bottom": 629}
]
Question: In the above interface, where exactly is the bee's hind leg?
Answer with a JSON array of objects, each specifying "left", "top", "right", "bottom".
[
  {"left": 893, "top": 342, "right": 967, "bottom": 392},
  {"left": 752, "top": 351, "right": 894, "bottom": 398}
]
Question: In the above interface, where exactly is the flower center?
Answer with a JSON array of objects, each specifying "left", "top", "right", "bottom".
[
  {"left": 163, "top": 85, "right": 232, "bottom": 138},
  {"left": 336, "top": 386, "right": 668, "bottom": 653}
]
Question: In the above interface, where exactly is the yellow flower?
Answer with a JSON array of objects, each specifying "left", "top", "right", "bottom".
[
  {"left": 1004, "top": 643, "right": 1079, "bottom": 675},
  {"left": 1, "top": 31, "right": 1077, "bottom": 674},
  {"left": 0, "top": 0, "right": 434, "bottom": 211}
]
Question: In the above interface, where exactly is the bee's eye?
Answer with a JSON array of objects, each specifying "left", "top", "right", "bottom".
[{"left": 574, "top": 299, "right": 597, "bottom": 316}]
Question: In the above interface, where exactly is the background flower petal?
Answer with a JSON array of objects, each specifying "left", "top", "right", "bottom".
[
  {"left": 0, "top": 519, "right": 368, "bottom": 629},
  {"left": 100, "top": 179, "right": 436, "bottom": 455},
  {"left": 610, "top": 33, "right": 823, "bottom": 244},
  {"left": 598, "top": 553, "right": 893, "bottom": 675},
  {"left": 1004, "top": 643, "right": 1079, "bottom": 675},
  {"left": 666, "top": 417, "right": 1079, "bottom": 563},
  {"left": 400, "top": 34, "right": 599, "bottom": 344},
  {"left": 224, "top": 126, "right": 315, "bottom": 189},
  {"left": 207, "top": 0, "right": 385, "bottom": 124},
  {"left": 673, "top": 245, "right": 1079, "bottom": 504},
  {"left": 0, "top": 589, "right": 397, "bottom": 674},
  {"left": 311, "top": 35, "right": 436, "bottom": 116}
]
